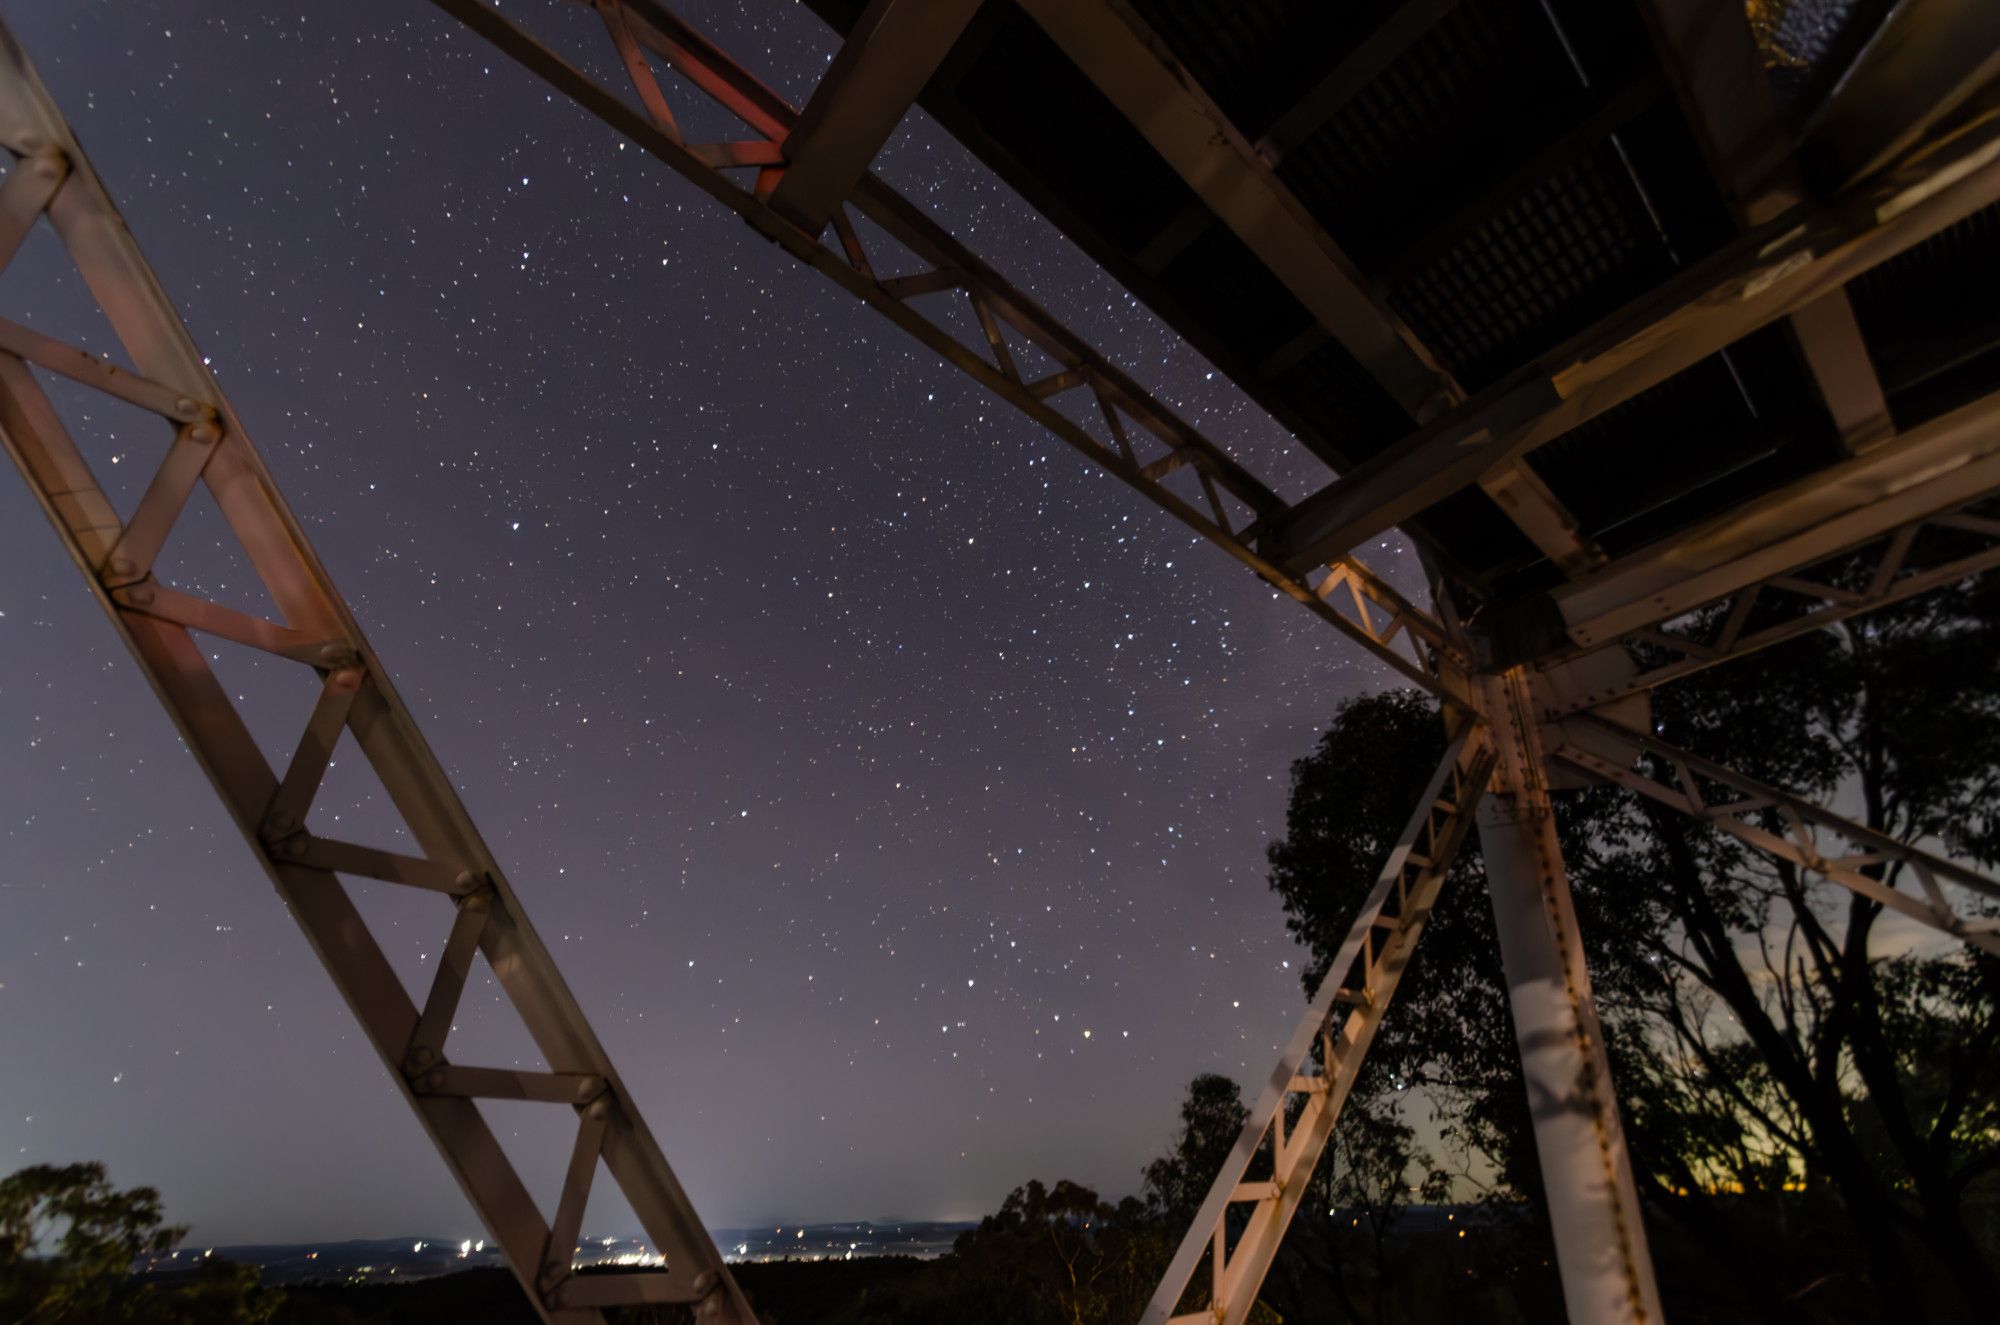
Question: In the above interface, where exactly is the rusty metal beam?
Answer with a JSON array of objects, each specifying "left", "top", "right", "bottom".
[{"left": 429, "top": 0, "right": 1470, "bottom": 704}]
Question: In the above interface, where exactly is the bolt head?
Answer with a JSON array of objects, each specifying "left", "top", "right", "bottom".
[
  {"left": 125, "top": 585, "right": 155, "bottom": 607},
  {"left": 109, "top": 557, "right": 136, "bottom": 577},
  {"left": 186, "top": 421, "right": 222, "bottom": 445}
]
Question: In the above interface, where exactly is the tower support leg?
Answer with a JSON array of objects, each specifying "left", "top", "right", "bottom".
[{"left": 1475, "top": 669, "right": 1664, "bottom": 1325}]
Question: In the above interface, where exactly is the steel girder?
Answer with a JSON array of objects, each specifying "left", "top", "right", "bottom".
[
  {"left": 0, "top": 27, "right": 754, "bottom": 1325},
  {"left": 426, "top": 0, "right": 1468, "bottom": 707},
  {"left": 1139, "top": 719, "right": 1495, "bottom": 1325}
]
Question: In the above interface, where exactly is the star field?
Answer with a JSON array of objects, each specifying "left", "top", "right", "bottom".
[{"left": 0, "top": 0, "right": 1427, "bottom": 1241}]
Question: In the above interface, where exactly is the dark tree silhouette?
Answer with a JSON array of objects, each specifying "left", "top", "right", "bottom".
[
  {"left": 1266, "top": 570, "right": 2000, "bottom": 1323},
  {"left": 0, "top": 1162, "right": 281, "bottom": 1325}
]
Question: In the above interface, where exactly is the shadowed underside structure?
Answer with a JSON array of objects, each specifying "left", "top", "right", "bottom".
[{"left": 3, "top": 1, "right": 1999, "bottom": 1322}]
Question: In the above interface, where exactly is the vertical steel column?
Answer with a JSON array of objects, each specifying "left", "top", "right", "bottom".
[{"left": 1475, "top": 667, "right": 1664, "bottom": 1325}]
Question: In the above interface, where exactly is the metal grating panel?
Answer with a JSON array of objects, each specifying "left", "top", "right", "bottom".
[
  {"left": 1388, "top": 147, "right": 1668, "bottom": 389},
  {"left": 1267, "top": 336, "right": 1418, "bottom": 465},
  {"left": 1274, "top": 0, "right": 1583, "bottom": 270},
  {"left": 1125, "top": 0, "right": 1400, "bottom": 142},
  {"left": 1526, "top": 324, "right": 1839, "bottom": 555},
  {"left": 948, "top": 9, "right": 1197, "bottom": 257},
  {"left": 1156, "top": 223, "right": 1316, "bottom": 370},
  {"left": 1847, "top": 200, "right": 2000, "bottom": 428}
]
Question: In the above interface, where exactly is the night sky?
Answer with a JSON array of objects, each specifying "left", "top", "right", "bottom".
[{"left": 0, "top": 0, "right": 1429, "bottom": 1243}]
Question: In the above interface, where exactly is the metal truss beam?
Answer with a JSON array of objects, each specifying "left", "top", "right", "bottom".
[
  {"left": 0, "top": 28, "right": 753, "bottom": 1325},
  {"left": 765, "top": 0, "right": 985, "bottom": 236},
  {"left": 431, "top": 0, "right": 1468, "bottom": 706},
  {"left": 1141, "top": 721, "right": 1496, "bottom": 1325},
  {"left": 1551, "top": 716, "right": 2000, "bottom": 956},
  {"left": 1539, "top": 386, "right": 2000, "bottom": 710},
  {"left": 1260, "top": 93, "right": 2000, "bottom": 574}
]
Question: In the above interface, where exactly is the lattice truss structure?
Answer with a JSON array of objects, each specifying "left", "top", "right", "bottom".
[
  {"left": 0, "top": 27, "right": 751, "bottom": 1325},
  {"left": 4, "top": 3, "right": 2000, "bottom": 1325}
]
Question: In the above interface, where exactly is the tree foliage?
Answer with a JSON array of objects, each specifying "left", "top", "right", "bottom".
[
  {"left": 1140, "top": 1072, "right": 1248, "bottom": 1228},
  {"left": 0, "top": 1162, "right": 281, "bottom": 1325}
]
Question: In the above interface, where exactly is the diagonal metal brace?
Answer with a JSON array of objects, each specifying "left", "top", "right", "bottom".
[{"left": 1141, "top": 722, "right": 1495, "bottom": 1324}]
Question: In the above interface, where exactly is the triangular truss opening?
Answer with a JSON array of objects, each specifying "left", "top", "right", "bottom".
[
  {"left": 306, "top": 726, "right": 427, "bottom": 857},
  {"left": 189, "top": 616, "right": 329, "bottom": 778},
  {"left": 424, "top": 937, "right": 557, "bottom": 1083},
  {"left": 150, "top": 481, "right": 294, "bottom": 630},
  {"left": 21, "top": 361, "right": 174, "bottom": 520}
]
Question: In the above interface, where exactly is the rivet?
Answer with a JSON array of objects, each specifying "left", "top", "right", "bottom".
[
  {"left": 108, "top": 557, "right": 136, "bottom": 577},
  {"left": 125, "top": 585, "right": 155, "bottom": 607},
  {"left": 423, "top": 1068, "right": 447, "bottom": 1092},
  {"left": 186, "top": 421, "right": 222, "bottom": 445}
]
